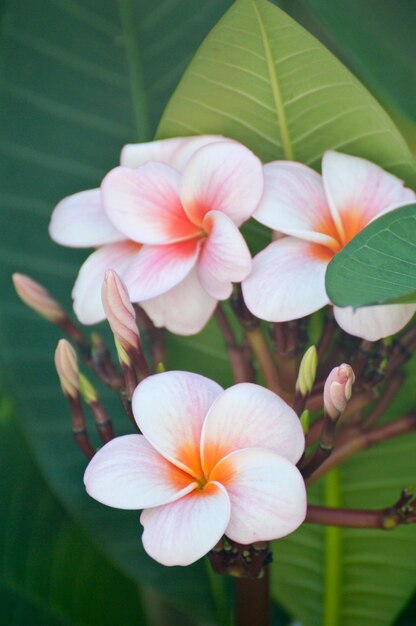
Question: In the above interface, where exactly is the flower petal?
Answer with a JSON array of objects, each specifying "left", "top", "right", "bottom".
[
  {"left": 72, "top": 241, "right": 141, "bottom": 324},
  {"left": 253, "top": 162, "right": 338, "bottom": 248},
  {"left": 139, "top": 268, "right": 217, "bottom": 336},
  {"left": 242, "top": 237, "right": 330, "bottom": 322},
  {"left": 140, "top": 481, "right": 230, "bottom": 566},
  {"left": 120, "top": 135, "right": 226, "bottom": 170},
  {"left": 197, "top": 211, "right": 252, "bottom": 300},
  {"left": 102, "top": 164, "right": 199, "bottom": 244},
  {"left": 323, "top": 151, "right": 416, "bottom": 244},
  {"left": 333, "top": 303, "right": 416, "bottom": 341},
  {"left": 49, "top": 189, "right": 125, "bottom": 247},
  {"left": 122, "top": 239, "right": 200, "bottom": 301},
  {"left": 180, "top": 141, "right": 263, "bottom": 227},
  {"left": 201, "top": 383, "right": 304, "bottom": 474},
  {"left": 132, "top": 371, "right": 223, "bottom": 477},
  {"left": 211, "top": 448, "right": 306, "bottom": 544},
  {"left": 84, "top": 435, "right": 198, "bottom": 510}
]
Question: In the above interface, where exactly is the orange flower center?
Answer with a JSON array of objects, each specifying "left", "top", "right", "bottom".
[{"left": 310, "top": 208, "right": 369, "bottom": 262}]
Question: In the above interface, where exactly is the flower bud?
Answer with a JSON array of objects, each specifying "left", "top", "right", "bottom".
[
  {"left": 296, "top": 346, "right": 318, "bottom": 396},
  {"left": 13, "top": 273, "right": 66, "bottom": 323},
  {"left": 323, "top": 363, "right": 355, "bottom": 420},
  {"left": 101, "top": 270, "right": 140, "bottom": 354},
  {"left": 79, "top": 374, "right": 98, "bottom": 404},
  {"left": 55, "top": 339, "right": 79, "bottom": 399}
]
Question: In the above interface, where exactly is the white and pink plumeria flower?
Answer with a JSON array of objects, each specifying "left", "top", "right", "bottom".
[
  {"left": 242, "top": 151, "right": 416, "bottom": 341},
  {"left": 84, "top": 371, "right": 306, "bottom": 566},
  {"left": 49, "top": 135, "right": 263, "bottom": 335}
]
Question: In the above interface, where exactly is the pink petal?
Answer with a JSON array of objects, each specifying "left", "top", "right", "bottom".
[
  {"left": 253, "top": 162, "right": 339, "bottom": 248},
  {"left": 333, "top": 303, "right": 416, "bottom": 341},
  {"left": 72, "top": 241, "right": 141, "bottom": 325},
  {"left": 180, "top": 141, "right": 263, "bottom": 227},
  {"left": 120, "top": 135, "right": 226, "bottom": 170},
  {"left": 242, "top": 237, "right": 330, "bottom": 322},
  {"left": 84, "top": 435, "right": 198, "bottom": 510},
  {"left": 197, "top": 211, "right": 252, "bottom": 300},
  {"left": 139, "top": 268, "right": 217, "bottom": 336},
  {"left": 101, "top": 164, "right": 199, "bottom": 244},
  {"left": 201, "top": 383, "right": 304, "bottom": 475},
  {"left": 140, "top": 481, "right": 230, "bottom": 566},
  {"left": 49, "top": 189, "right": 125, "bottom": 247},
  {"left": 323, "top": 151, "right": 416, "bottom": 244},
  {"left": 211, "top": 448, "right": 306, "bottom": 544},
  {"left": 122, "top": 239, "right": 200, "bottom": 302},
  {"left": 132, "top": 371, "right": 223, "bottom": 477}
]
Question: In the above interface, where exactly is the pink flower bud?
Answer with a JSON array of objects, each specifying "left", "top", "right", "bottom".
[
  {"left": 55, "top": 339, "right": 79, "bottom": 399},
  {"left": 101, "top": 271, "right": 140, "bottom": 355},
  {"left": 13, "top": 273, "right": 66, "bottom": 323},
  {"left": 323, "top": 363, "right": 355, "bottom": 420}
]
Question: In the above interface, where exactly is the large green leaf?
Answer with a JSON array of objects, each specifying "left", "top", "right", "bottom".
[
  {"left": 326, "top": 204, "right": 416, "bottom": 307},
  {"left": 280, "top": 0, "right": 416, "bottom": 124},
  {"left": 0, "top": 0, "right": 234, "bottom": 622},
  {"left": 157, "top": 0, "right": 416, "bottom": 186},
  {"left": 0, "top": 396, "right": 149, "bottom": 626}
]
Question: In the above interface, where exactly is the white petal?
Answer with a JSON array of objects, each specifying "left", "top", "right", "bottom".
[
  {"left": 140, "top": 268, "right": 217, "bottom": 336},
  {"left": 72, "top": 241, "right": 141, "bottom": 325},
  {"left": 180, "top": 141, "right": 263, "bottom": 227},
  {"left": 333, "top": 303, "right": 416, "bottom": 341},
  {"left": 242, "top": 238, "right": 330, "bottom": 322},
  {"left": 122, "top": 239, "right": 200, "bottom": 301},
  {"left": 323, "top": 151, "right": 416, "bottom": 245},
  {"left": 132, "top": 371, "right": 223, "bottom": 477},
  {"left": 101, "top": 164, "right": 199, "bottom": 244},
  {"left": 84, "top": 435, "right": 197, "bottom": 510},
  {"left": 197, "top": 211, "right": 252, "bottom": 300},
  {"left": 211, "top": 448, "right": 306, "bottom": 544},
  {"left": 121, "top": 135, "right": 226, "bottom": 171},
  {"left": 141, "top": 481, "right": 230, "bottom": 566},
  {"left": 254, "top": 162, "right": 338, "bottom": 247},
  {"left": 49, "top": 189, "right": 125, "bottom": 247},
  {"left": 201, "top": 383, "right": 304, "bottom": 474}
]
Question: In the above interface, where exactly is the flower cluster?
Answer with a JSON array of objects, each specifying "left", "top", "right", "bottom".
[
  {"left": 49, "top": 135, "right": 416, "bottom": 341},
  {"left": 19, "top": 134, "right": 415, "bottom": 571}
]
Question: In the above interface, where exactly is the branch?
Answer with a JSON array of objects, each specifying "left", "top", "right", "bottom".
[
  {"left": 306, "top": 488, "right": 416, "bottom": 529},
  {"left": 215, "top": 306, "right": 254, "bottom": 383},
  {"left": 307, "top": 413, "right": 416, "bottom": 484}
]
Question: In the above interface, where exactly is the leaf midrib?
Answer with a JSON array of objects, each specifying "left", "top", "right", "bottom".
[{"left": 251, "top": 0, "right": 294, "bottom": 160}]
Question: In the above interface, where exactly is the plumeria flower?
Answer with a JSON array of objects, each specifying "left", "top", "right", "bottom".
[
  {"left": 84, "top": 371, "right": 306, "bottom": 566},
  {"left": 49, "top": 135, "right": 263, "bottom": 335},
  {"left": 242, "top": 151, "right": 416, "bottom": 341}
]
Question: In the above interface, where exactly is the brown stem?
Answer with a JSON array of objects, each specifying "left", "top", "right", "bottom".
[
  {"left": 235, "top": 569, "right": 270, "bottom": 626},
  {"left": 135, "top": 307, "right": 166, "bottom": 370},
  {"left": 363, "top": 375, "right": 403, "bottom": 430},
  {"left": 306, "top": 488, "right": 416, "bottom": 529},
  {"left": 317, "top": 310, "right": 337, "bottom": 360},
  {"left": 215, "top": 306, "right": 254, "bottom": 383},
  {"left": 90, "top": 400, "right": 114, "bottom": 444},
  {"left": 68, "top": 395, "right": 95, "bottom": 459},
  {"left": 300, "top": 414, "right": 338, "bottom": 479},
  {"left": 246, "top": 327, "right": 284, "bottom": 396},
  {"left": 307, "top": 413, "right": 416, "bottom": 484},
  {"left": 353, "top": 339, "right": 374, "bottom": 382}
]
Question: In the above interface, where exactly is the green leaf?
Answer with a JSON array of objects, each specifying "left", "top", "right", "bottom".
[
  {"left": 281, "top": 0, "right": 416, "bottom": 124},
  {"left": 272, "top": 365, "right": 416, "bottom": 626},
  {"left": 0, "top": 0, "right": 233, "bottom": 621},
  {"left": 325, "top": 204, "right": 416, "bottom": 308},
  {"left": 0, "top": 395, "right": 149, "bottom": 626},
  {"left": 158, "top": 0, "right": 416, "bottom": 187}
]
